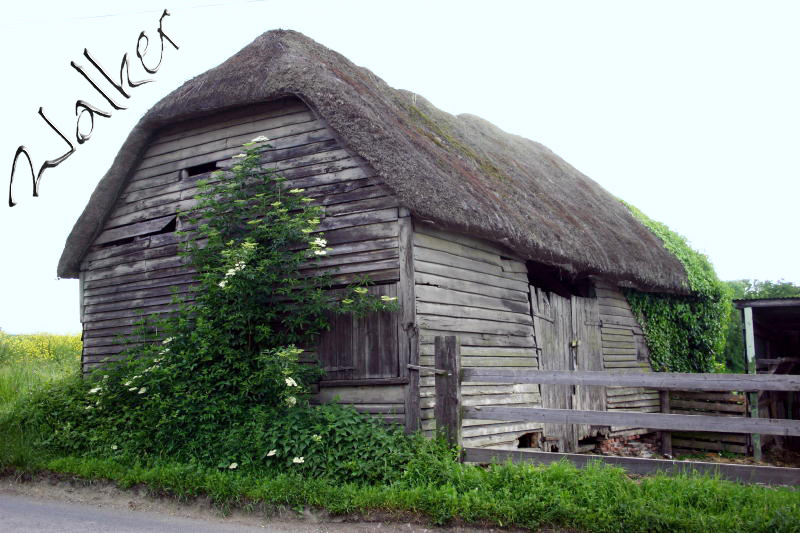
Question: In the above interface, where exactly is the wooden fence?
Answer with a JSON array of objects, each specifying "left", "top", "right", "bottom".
[{"left": 432, "top": 336, "right": 800, "bottom": 485}]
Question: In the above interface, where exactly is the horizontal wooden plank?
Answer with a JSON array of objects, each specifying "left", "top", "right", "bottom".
[
  {"left": 414, "top": 221, "right": 518, "bottom": 259},
  {"left": 417, "top": 315, "right": 534, "bottom": 337},
  {"left": 671, "top": 438, "right": 747, "bottom": 454},
  {"left": 316, "top": 385, "right": 404, "bottom": 404},
  {"left": 412, "top": 232, "right": 504, "bottom": 268},
  {"left": 415, "top": 272, "right": 529, "bottom": 303},
  {"left": 463, "top": 448, "right": 800, "bottom": 485},
  {"left": 93, "top": 215, "right": 175, "bottom": 245},
  {"left": 464, "top": 406, "right": 800, "bottom": 436},
  {"left": 419, "top": 344, "right": 538, "bottom": 358},
  {"left": 462, "top": 368, "right": 800, "bottom": 392},
  {"left": 415, "top": 284, "right": 530, "bottom": 314},
  {"left": 416, "top": 260, "right": 529, "bottom": 292},
  {"left": 670, "top": 399, "right": 746, "bottom": 413},
  {"left": 416, "top": 302, "right": 533, "bottom": 326},
  {"left": 420, "top": 355, "right": 538, "bottom": 368},
  {"left": 419, "top": 331, "right": 537, "bottom": 348}
]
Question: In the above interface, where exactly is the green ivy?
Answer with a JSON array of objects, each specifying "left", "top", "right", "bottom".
[{"left": 622, "top": 202, "right": 730, "bottom": 372}]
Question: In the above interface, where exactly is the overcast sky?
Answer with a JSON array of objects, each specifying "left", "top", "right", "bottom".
[{"left": 1, "top": 0, "right": 798, "bottom": 334}]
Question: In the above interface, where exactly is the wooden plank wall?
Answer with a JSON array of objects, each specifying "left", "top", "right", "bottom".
[
  {"left": 79, "top": 97, "right": 406, "bottom": 422},
  {"left": 413, "top": 224, "right": 543, "bottom": 448},
  {"left": 669, "top": 391, "right": 748, "bottom": 455},
  {"left": 594, "top": 280, "right": 658, "bottom": 437}
]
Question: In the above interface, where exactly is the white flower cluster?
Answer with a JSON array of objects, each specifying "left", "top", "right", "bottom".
[
  {"left": 309, "top": 237, "right": 329, "bottom": 257},
  {"left": 219, "top": 260, "right": 247, "bottom": 288},
  {"left": 285, "top": 377, "right": 298, "bottom": 387}
]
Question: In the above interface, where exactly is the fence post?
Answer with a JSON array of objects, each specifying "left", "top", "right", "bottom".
[
  {"left": 743, "top": 307, "right": 762, "bottom": 461},
  {"left": 435, "top": 335, "right": 462, "bottom": 449},
  {"left": 660, "top": 390, "right": 672, "bottom": 457}
]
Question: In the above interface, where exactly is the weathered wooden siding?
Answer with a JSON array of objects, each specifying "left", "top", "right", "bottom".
[
  {"left": 413, "top": 224, "right": 542, "bottom": 448},
  {"left": 594, "top": 280, "right": 657, "bottom": 437},
  {"left": 79, "top": 97, "right": 405, "bottom": 423}
]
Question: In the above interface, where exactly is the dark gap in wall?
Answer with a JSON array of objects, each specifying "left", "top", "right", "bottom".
[
  {"left": 526, "top": 260, "right": 594, "bottom": 299},
  {"left": 95, "top": 216, "right": 178, "bottom": 249},
  {"left": 517, "top": 431, "right": 542, "bottom": 449},
  {"left": 185, "top": 161, "right": 219, "bottom": 177}
]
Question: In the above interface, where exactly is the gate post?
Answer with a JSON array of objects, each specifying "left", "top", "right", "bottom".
[{"left": 435, "top": 335, "right": 462, "bottom": 449}]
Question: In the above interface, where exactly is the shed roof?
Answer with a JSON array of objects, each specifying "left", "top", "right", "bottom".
[{"left": 58, "top": 29, "right": 688, "bottom": 292}]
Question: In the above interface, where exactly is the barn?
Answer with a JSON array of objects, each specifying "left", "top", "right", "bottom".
[{"left": 58, "top": 30, "right": 690, "bottom": 452}]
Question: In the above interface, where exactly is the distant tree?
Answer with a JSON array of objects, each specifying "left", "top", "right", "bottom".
[{"left": 721, "top": 279, "right": 800, "bottom": 372}]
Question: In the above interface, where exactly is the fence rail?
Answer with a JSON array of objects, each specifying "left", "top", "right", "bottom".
[
  {"left": 432, "top": 336, "right": 800, "bottom": 484},
  {"left": 461, "top": 368, "right": 800, "bottom": 392}
]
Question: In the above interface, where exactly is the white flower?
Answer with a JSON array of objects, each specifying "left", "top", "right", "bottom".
[
  {"left": 85, "top": 405, "right": 93, "bottom": 410},
  {"left": 228, "top": 462, "right": 238, "bottom": 469},
  {"left": 285, "top": 377, "right": 298, "bottom": 387},
  {"left": 289, "top": 188, "right": 305, "bottom": 193},
  {"left": 354, "top": 287, "right": 368, "bottom": 294},
  {"left": 111, "top": 444, "right": 118, "bottom": 451},
  {"left": 292, "top": 457, "right": 304, "bottom": 464},
  {"left": 285, "top": 396, "right": 297, "bottom": 407},
  {"left": 311, "top": 434, "right": 322, "bottom": 442},
  {"left": 313, "top": 249, "right": 327, "bottom": 256},
  {"left": 232, "top": 153, "right": 247, "bottom": 159},
  {"left": 88, "top": 387, "right": 101, "bottom": 394},
  {"left": 103, "top": 375, "right": 109, "bottom": 380},
  {"left": 219, "top": 280, "right": 227, "bottom": 288},
  {"left": 267, "top": 449, "right": 277, "bottom": 457},
  {"left": 251, "top": 135, "right": 269, "bottom": 142},
  {"left": 162, "top": 337, "right": 173, "bottom": 345},
  {"left": 129, "top": 387, "right": 138, "bottom": 392},
  {"left": 312, "top": 237, "right": 327, "bottom": 247},
  {"left": 381, "top": 295, "right": 398, "bottom": 302},
  {"left": 138, "top": 387, "right": 147, "bottom": 395}
]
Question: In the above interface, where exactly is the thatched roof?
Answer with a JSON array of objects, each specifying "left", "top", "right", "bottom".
[{"left": 58, "top": 29, "right": 688, "bottom": 292}]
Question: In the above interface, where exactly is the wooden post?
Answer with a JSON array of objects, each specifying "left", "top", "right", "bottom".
[
  {"left": 660, "top": 390, "right": 672, "bottom": 457},
  {"left": 435, "top": 335, "right": 462, "bottom": 449},
  {"left": 743, "top": 306, "right": 762, "bottom": 461}
]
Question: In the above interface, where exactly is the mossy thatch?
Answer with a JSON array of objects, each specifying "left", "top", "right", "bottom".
[{"left": 58, "top": 29, "right": 687, "bottom": 292}]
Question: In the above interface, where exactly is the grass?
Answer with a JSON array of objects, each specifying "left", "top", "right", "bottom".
[
  {"left": 1, "top": 333, "right": 799, "bottom": 532},
  {"left": 0, "top": 331, "right": 81, "bottom": 415}
]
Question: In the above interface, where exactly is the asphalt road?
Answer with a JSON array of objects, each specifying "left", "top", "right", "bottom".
[{"left": 0, "top": 478, "right": 507, "bottom": 533}]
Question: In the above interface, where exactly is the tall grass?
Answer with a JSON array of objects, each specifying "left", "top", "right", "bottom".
[{"left": 0, "top": 331, "right": 80, "bottom": 413}]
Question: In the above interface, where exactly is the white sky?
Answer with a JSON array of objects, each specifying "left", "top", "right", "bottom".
[{"left": 1, "top": 0, "right": 798, "bottom": 334}]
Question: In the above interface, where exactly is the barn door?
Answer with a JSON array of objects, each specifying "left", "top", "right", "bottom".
[
  {"left": 317, "top": 284, "right": 400, "bottom": 381},
  {"left": 532, "top": 288, "right": 605, "bottom": 451},
  {"left": 571, "top": 295, "right": 606, "bottom": 441},
  {"left": 532, "top": 287, "right": 576, "bottom": 452}
]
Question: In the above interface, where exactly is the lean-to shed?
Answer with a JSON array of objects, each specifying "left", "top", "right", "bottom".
[{"left": 59, "top": 30, "right": 690, "bottom": 452}]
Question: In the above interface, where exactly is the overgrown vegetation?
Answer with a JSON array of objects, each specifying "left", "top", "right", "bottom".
[{"left": 622, "top": 203, "right": 730, "bottom": 372}]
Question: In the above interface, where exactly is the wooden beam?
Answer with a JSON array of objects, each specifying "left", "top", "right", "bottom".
[
  {"left": 435, "top": 336, "right": 462, "bottom": 447},
  {"left": 744, "top": 306, "right": 762, "bottom": 461},
  {"left": 463, "top": 406, "right": 800, "bottom": 436},
  {"left": 660, "top": 390, "right": 672, "bottom": 457},
  {"left": 461, "top": 368, "right": 800, "bottom": 392},
  {"left": 462, "top": 448, "right": 800, "bottom": 485}
]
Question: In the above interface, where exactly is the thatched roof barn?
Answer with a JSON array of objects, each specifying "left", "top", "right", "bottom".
[{"left": 59, "top": 30, "right": 688, "bottom": 452}]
